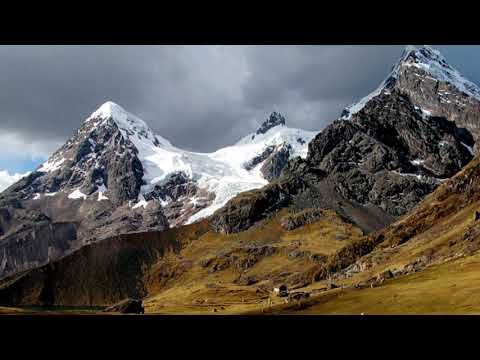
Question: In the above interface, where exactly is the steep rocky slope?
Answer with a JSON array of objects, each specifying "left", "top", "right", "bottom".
[
  {"left": 0, "top": 105, "right": 170, "bottom": 280},
  {"left": 332, "top": 152, "right": 480, "bottom": 285},
  {"left": 211, "top": 46, "right": 479, "bottom": 235},
  {"left": 0, "top": 222, "right": 208, "bottom": 306}
]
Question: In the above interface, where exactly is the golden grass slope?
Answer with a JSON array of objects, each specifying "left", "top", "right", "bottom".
[
  {"left": 241, "top": 156, "right": 480, "bottom": 315},
  {"left": 245, "top": 252, "right": 480, "bottom": 315},
  {"left": 143, "top": 208, "right": 363, "bottom": 314}
]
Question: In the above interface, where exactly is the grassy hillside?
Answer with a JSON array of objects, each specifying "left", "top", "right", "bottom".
[
  {"left": 143, "top": 208, "right": 362, "bottom": 314},
  {"left": 245, "top": 252, "right": 480, "bottom": 315}
]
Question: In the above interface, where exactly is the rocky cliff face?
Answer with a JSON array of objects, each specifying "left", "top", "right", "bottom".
[
  {"left": 394, "top": 47, "right": 480, "bottom": 149},
  {"left": 306, "top": 89, "right": 472, "bottom": 215},
  {"left": 243, "top": 143, "right": 293, "bottom": 181},
  {"left": 211, "top": 46, "right": 478, "bottom": 235}
]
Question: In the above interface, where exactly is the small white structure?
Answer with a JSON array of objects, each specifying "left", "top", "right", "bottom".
[{"left": 273, "top": 285, "right": 288, "bottom": 297}]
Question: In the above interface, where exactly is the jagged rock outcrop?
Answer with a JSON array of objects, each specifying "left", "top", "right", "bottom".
[
  {"left": 243, "top": 145, "right": 276, "bottom": 171},
  {"left": 210, "top": 176, "right": 307, "bottom": 234},
  {"left": 260, "top": 144, "right": 292, "bottom": 181},
  {"left": 104, "top": 298, "right": 144, "bottom": 314},
  {"left": 243, "top": 143, "right": 292, "bottom": 181},
  {"left": 280, "top": 209, "right": 326, "bottom": 231},
  {"left": 254, "top": 111, "right": 286, "bottom": 137}
]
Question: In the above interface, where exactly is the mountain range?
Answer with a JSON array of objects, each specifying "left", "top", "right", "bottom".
[
  {"left": 2, "top": 45, "right": 480, "bottom": 314},
  {"left": 0, "top": 103, "right": 315, "bottom": 279}
]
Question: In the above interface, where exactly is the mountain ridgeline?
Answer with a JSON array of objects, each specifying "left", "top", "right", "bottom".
[{"left": 2, "top": 45, "right": 480, "bottom": 311}]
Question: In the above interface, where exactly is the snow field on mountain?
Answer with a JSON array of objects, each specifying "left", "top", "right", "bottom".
[{"left": 81, "top": 101, "right": 317, "bottom": 223}]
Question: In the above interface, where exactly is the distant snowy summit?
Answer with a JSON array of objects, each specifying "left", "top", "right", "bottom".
[
  {"left": 341, "top": 45, "right": 480, "bottom": 138},
  {"left": 254, "top": 111, "right": 286, "bottom": 137}
]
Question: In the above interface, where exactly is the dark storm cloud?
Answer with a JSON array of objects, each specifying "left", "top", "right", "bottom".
[
  {"left": 0, "top": 45, "right": 250, "bottom": 154},
  {"left": 1, "top": 45, "right": 479, "bottom": 159},
  {"left": 240, "top": 45, "right": 404, "bottom": 130}
]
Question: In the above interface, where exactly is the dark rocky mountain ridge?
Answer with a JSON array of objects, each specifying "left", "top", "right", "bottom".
[
  {"left": 211, "top": 46, "right": 479, "bottom": 234},
  {"left": 343, "top": 45, "right": 480, "bottom": 148}
]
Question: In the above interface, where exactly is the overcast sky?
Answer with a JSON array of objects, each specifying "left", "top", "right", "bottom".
[{"left": 1, "top": 45, "right": 480, "bottom": 190}]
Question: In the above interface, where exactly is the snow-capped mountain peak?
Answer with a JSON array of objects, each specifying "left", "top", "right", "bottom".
[
  {"left": 88, "top": 101, "right": 128, "bottom": 122},
  {"left": 86, "top": 101, "right": 172, "bottom": 148},
  {"left": 400, "top": 45, "right": 449, "bottom": 67},
  {"left": 399, "top": 46, "right": 480, "bottom": 99},
  {"left": 341, "top": 45, "right": 480, "bottom": 120},
  {"left": 12, "top": 105, "right": 317, "bottom": 229}
]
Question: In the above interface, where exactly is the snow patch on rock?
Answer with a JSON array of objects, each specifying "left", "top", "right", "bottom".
[
  {"left": 38, "top": 157, "right": 65, "bottom": 173},
  {"left": 410, "top": 159, "right": 425, "bottom": 166},
  {"left": 132, "top": 194, "right": 148, "bottom": 209},
  {"left": 97, "top": 184, "right": 109, "bottom": 201},
  {"left": 68, "top": 189, "right": 87, "bottom": 200}
]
